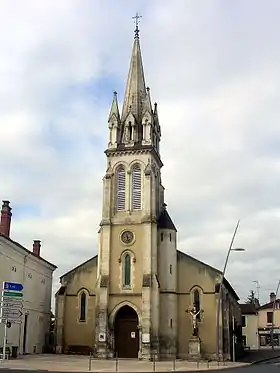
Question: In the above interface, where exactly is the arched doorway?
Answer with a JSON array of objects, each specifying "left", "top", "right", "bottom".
[{"left": 114, "top": 305, "right": 139, "bottom": 358}]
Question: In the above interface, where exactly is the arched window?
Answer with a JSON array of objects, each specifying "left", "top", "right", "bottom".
[
  {"left": 194, "top": 289, "right": 201, "bottom": 321},
  {"left": 132, "top": 164, "right": 141, "bottom": 210},
  {"left": 80, "top": 291, "right": 86, "bottom": 322},
  {"left": 123, "top": 254, "right": 131, "bottom": 287},
  {"left": 116, "top": 166, "right": 126, "bottom": 211},
  {"left": 128, "top": 121, "right": 132, "bottom": 141}
]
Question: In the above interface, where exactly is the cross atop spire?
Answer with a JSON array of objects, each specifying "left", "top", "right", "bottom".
[{"left": 132, "top": 12, "right": 142, "bottom": 39}]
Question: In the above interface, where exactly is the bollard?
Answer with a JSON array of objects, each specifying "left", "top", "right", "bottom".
[
  {"left": 115, "top": 353, "right": 118, "bottom": 372},
  {"left": 88, "top": 352, "right": 92, "bottom": 371},
  {"left": 196, "top": 358, "right": 199, "bottom": 369},
  {"left": 207, "top": 360, "right": 209, "bottom": 369},
  {"left": 172, "top": 358, "right": 175, "bottom": 371},
  {"left": 153, "top": 354, "right": 156, "bottom": 372}
]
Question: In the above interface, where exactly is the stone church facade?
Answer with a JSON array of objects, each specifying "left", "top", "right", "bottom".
[{"left": 55, "top": 25, "right": 242, "bottom": 360}]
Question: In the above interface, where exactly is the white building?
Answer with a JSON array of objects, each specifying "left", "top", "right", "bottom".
[{"left": 0, "top": 200, "right": 56, "bottom": 355}]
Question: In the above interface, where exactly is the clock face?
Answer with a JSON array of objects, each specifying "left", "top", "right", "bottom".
[{"left": 121, "top": 230, "right": 134, "bottom": 244}]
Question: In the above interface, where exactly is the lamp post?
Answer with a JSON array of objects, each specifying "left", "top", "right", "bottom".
[
  {"left": 216, "top": 220, "right": 245, "bottom": 362},
  {"left": 252, "top": 280, "right": 260, "bottom": 302},
  {"left": 252, "top": 280, "right": 260, "bottom": 349},
  {"left": 271, "top": 280, "right": 280, "bottom": 350}
]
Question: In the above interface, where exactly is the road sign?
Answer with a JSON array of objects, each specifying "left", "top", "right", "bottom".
[
  {"left": 1, "top": 297, "right": 23, "bottom": 304},
  {"left": 1, "top": 282, "right": 24, "bottom": 362},
  {"left": 0, "top": 318, "right": 22, "bottom": 325},
  {"left": 1, "top": 302, "right": 23, "bottom": 309},
  {"left": 3, "top": 291, "right": 23, "bottom": 298},
  {"left": 3, "top": 282, "right": 23, "bottom": 292},
  {"left": 1, "top": 309, "right": 23, "bottom": 319}
]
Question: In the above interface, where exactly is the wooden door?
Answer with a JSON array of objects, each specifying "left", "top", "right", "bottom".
[{"left": 114, "top": 306, "right": 139, "bottom": 358}]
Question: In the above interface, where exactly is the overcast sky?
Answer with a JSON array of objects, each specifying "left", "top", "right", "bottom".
[{"left": 1, "top": 0, "right": 279, "bottom": 306}]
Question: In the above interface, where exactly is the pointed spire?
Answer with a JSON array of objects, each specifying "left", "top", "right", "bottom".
[
  {"left": 108, "top": 91, "right": 120, "bottom": 122},
  {"left": 142, "top": 87, "right": 153, "bottom": 115},
  {"left": 121, "top": 17, "right": 146, "bottom": 124}
]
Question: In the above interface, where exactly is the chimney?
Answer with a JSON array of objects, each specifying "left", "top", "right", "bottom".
[
  {"left": 0, "top": 200, "right": 12, "bottom": 237},
  {"left": 270, "top": 292, "right": 276, "bottom": 303},
  {"left": 33, "top": 240, "right": 41, "bottom": 257}
]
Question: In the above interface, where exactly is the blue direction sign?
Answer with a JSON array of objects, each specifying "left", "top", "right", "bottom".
[{"left": 3, "top": 282, "right": 23, "bottom": 292}]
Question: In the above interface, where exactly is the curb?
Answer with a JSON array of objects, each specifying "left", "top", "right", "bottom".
[{"left": 250, "top": 354, "right": 280, "bottom": 365}]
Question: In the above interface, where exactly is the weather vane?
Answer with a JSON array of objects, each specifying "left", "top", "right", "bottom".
[{"left": 132, "top": 12, "right": 142, "bottom": 38}]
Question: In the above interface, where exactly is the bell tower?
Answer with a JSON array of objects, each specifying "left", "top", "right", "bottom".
[{"left": 95, "top": 15, "right": 177, "bottom": 360}]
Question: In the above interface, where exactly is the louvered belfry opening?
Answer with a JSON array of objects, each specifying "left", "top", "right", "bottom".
[
  {"left": 132, "top": 164, "right": 141, "bottom": 210},
  {"left": 116, "top": 166, "right": 126, "bottom": 211}
]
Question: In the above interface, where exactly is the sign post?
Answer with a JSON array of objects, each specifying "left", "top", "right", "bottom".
[
  {"left": 2, "top": 322, "right": 7, "bottom": 361},
  {"left": 0, "top": 281, "right": 24, "bottom": 361}
]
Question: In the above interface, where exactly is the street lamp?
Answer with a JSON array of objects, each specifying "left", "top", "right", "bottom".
[
  {"left": 216, "top": 220, "right": 245, "bottom": 362},
  {"left": 252, "top": 280, "right": 260, "bottom": 301}
]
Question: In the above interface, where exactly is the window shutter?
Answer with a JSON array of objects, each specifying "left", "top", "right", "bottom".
[
  {"left": 116, "top": 167, "right": 126, "bottom": 211},
  {"left": 132, "top": 165, "right": 142, "bottom": 210}
]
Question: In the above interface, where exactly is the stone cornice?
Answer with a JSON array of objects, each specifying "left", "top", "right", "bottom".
[{"left": 105, "top": 146, "right": 163, "bottom": 168}]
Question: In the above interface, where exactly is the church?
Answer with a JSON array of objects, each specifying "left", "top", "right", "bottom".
[{"left": 55, "top": 22, "right": 242, "bottom": 361}]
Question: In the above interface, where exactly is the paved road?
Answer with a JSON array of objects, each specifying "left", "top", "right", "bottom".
[
  {"left": 0, "top": 367, "right": 275, "bottom": 373},
  {"left": 1, "top": 360, "right": 280, "bottom": 373}
]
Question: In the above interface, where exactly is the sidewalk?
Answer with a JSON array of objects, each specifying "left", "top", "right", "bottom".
[{"left": 0, "top": 354, "right": 250, "bottom": 372}]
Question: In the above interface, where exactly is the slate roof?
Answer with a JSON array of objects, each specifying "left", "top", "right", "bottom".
[
  {"left": 157, "top": 204, "right": 177, "bottom": 231},
  {"left": 0, "top": 233, "right": 57, "bottom": 269}
]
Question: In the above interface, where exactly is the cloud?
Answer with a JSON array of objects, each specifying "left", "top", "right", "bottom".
[{"left": 0, "top": 0, "right": 279, "bottom": 306}]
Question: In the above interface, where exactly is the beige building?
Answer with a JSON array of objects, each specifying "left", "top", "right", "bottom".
[
  {"left": 240, "top": 303, "right": 258, "bottom": 350},
  {"left": 257, "top": 292, "right": 280, "bottom": 349},
  {"left": 55, "top": 24, "right": 242, "bottom": 360},
  {"left": 0, "top": 201, "right": 57, "bottom": 355}
]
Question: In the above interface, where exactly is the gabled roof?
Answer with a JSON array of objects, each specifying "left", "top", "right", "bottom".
[
  {"left": 59, "top": 251, "right": 239, "bottom": 302},
  {"left": 60, "top": 255, "right": 97, "bottom": 280},
  {"left": 0, "top": 233, "right": 57, "bottom": 270},
  {"left": 240, "top": 303, "right": 258, "bottom": 314},
  {"left": 177, "top": 250, "right": 239, "bottom": 301},
  {"left": 258, "top": 299, "right": 280, "bottom": 310}
]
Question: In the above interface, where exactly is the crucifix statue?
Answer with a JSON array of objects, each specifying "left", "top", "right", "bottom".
[{"left": 186, "top": 303, "right": 203, "bottom": 337}]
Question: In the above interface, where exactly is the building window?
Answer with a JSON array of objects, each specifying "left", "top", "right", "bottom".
[
  {"left": 128, "top": 121, "right": 132, "bottom": 141},
  {"left": 123, "top": 254, "right": 131, "bottom": 287},
  {"left": 170, "top": 264, "right": 172, "bottom": 274},
  {"left": 259, "top": 335, "right": 268, "bottom": 347},
  {"left": 116, "top": 166, "right": 126, "bottom": 211},
  {"left": 242, "top": 315, "right": 246, "bottom": 327},
  {"left": 169, "top": 233, "right": 172, "bottom": 242},
  {"left": 80, "top": 292, "right": 86, "bottom": 322},
  {"left": 194, "top": 289, "right": 201, "bottom": 321},
  {"left": 170, "top": 319, "right": 173, "bottom": 328},
  {"left": 161, "top": 232, "right": 163, "bottom": 241},
  {"left": 267, "top": 311, "right": 273, "bottom": 323},
  {"left": 132, "top": 164, "right": 142, "bottom": 210},
  {"left": 242, "top": 335, "right": 247, "bottom": 346}
]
